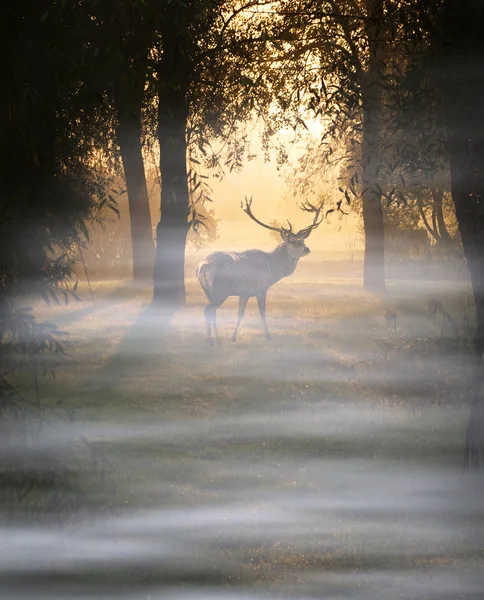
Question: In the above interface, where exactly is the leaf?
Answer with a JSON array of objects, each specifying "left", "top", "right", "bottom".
[
  {"left": 297, "top": 117, "right": 309, "bottom": 131},
  {"left": 76, "top": 217, "right": 90, "bottom": 241},
  {"left": 41, "top": 291, "right": 51, "bottom": 306},
  {"left": 336, "top": 201, "right": 349, "bottom": 215},
  {"left": 108, "top": 204, "right": 120, "bottom": 218},
  {"left": 47, "top": 287, "right": 60, "bottom": 305}
]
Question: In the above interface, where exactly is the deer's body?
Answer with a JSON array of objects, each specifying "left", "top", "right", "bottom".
[
  {"left": 197, "top": 197, "right": 323, "bottom": 344},
  {"left": 197, "top": 245, "right": 299, "bottom": 300}
]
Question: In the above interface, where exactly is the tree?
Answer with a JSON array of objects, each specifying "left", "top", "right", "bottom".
[
  {"left": 278, "top": 1, "right": 461, "bottom": 274},
  {"left": 397, "top": 0, "right": 484, "bottom": 468},
  {"left": 153, "top": 2, "right": 192, "bottom": 305},
  {"left": 0, "top": 3, "right": 111, "bottom": 519},
  {"left": 110, "top": 6, "right": 156, "bottom": 282},
  {"left": 256, "top": 0, "right": 400, "bottom": 292},
  {"left": 1, "top": 1, "right": 113, "bottom": 296},
  {"left": 436, "top": 0, "right": 484, "bottom": 468},
  {"left": 77, "top": 0, "right": 156, "bottom": 282},
  {"left": 385, "top": 0, "right": 484, "bottom": 467},
  {"left": 358, "top": 0, "right": 387, "bottom": 291},
  {"left": 151, "top": 0, "right": 272, "bottom": 306}
]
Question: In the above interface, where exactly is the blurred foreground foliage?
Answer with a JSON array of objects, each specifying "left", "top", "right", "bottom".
[
  {"left": 0, "top": 0, "right": 114, "bottom": 522},
  {"left": 0, "top": 295, "right": 105, "bottom": 525}
]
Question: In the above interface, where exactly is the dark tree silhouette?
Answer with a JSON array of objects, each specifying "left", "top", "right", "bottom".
[
  {"left": 437, "top": 0, "right": 484, "bottom": 468},
  {"left": 151, "top": 1, "right": 269, "bottom": 306},
  {"left": 0, "top": 1, "right": 112, "bottom": 295},
  {"left": 76, "top": 0, "right": 156, "bottom": 282}
]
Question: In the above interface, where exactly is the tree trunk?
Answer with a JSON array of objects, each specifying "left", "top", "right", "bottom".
[
  {"left": 153, "top": 217, "right": 188, "bottom": 306},
  {"left": 464, "top": 287, "right": 484, "bottom": 470},
  {"left": 361, "top": 0, "right": 386, "bottom": 293},
  {"left": 448, "top": 172, "right": 484, "bottom": 469},
  {"left": 153, "top": 98, "right": 190, "bottom": 307},
  {"left": 431, "top": 188, "right": 453, "bottom": 246},
  {"left": 452, "top": 178, "right": 484, "bottom": 469},
  {"left": 440, "top": 0, "right": 484, "bottom": 469},
  {"left": 417, "top": 196, "right": 439, "bottom": 242},
  {"left": 117, "top": 114, "right": 154, "bottom": 282}
]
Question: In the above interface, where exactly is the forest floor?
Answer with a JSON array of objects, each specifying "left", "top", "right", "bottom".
[{"left": 7, "top": 256, "right": 484, "bottom": 599}]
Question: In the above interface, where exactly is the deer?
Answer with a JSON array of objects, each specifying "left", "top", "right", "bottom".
[{"left": 196, "top": 197, "right": 324, "bottom": 345}]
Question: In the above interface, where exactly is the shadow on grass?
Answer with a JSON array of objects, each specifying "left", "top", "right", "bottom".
[
  {"left": 54, "top": 281, "right": 143, "bottom": 328},
  {"left": 87, "top": 303, "right": 177, "bottom": 392}
]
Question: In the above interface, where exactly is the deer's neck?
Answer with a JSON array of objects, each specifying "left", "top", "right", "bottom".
[{"left": 268, "top": 244, "right": 300, "bottom": 284}]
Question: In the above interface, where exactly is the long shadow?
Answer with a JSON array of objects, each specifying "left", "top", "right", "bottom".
[
  {"left": 86, "top": 303, "right": 177, "bottom": 393},
  {"left": 54, "top": 281, "right": 141, "bottom": 328}
]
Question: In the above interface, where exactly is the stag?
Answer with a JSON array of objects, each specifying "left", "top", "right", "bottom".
[{"left": 196, "top": 197, "right": 324, "bottom": 344}]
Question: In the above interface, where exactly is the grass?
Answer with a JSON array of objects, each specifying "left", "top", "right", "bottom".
[{"left": 5, "top": 257, "right": 483, "bottom": 598}]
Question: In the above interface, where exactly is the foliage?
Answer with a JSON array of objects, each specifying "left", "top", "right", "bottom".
[
  {"left": 0, "top": 1, "right": 117, "bottom": 297},
  {"left": 188, "top": 208, "right": 220, "bottom": 249},
  {"left": 0, "top": 296, "right": 103, "bottom": 524},
  {"left": 278, "top": 0, "right": 460, "bottom": 263},
  {"left": 0, "top": 1, "right": 113, "bottom": 520},
  {"left": 268, "top": 220, "right": 284, "bottom": 244}
]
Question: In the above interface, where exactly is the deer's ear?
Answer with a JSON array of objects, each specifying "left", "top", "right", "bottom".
[
  {"left": 300, "top": 229, "right": 312, "bottom": 240},
  {"left": 280, "top": 230, "right": 290, "bottom": 243}
]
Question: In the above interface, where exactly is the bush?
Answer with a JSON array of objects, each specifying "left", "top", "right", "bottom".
[{"left": 0, "top": 296, "right": 103, "bottom": 525}]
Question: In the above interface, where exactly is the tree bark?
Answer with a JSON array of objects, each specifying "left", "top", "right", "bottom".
[
  {"left": 440, "top": 0, "right": 484, "bottom": 469},
  {"left": 153, "top": 92, "right": 190, "bottom": 306},
  {"left": 452, "top": 178, "right": 484, "bottom": 469},
  {"left": 448, "top": 170, "right": 484, "bottom": 468},
  {"left": 361, "top": 0, "right": 386, "bottom": 293},
  {"left": 116, "top": 113, "right": 154, "bottom": 282},
  {"left": 108, "top": 6, "right": 155, "bottom": 284}
]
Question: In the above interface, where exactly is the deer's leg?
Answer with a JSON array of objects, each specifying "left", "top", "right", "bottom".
[
  {"left": 205, "top": 302, "right": 224, "bottom": 346},
  {"left": 231, "top": 296, "right": 249, "bottom": 342},
  {"left": 212, "top": 306, "right": 221, "bottom": 346},
  {"left": 204, "top": 305, "right": 214, "bottom": 345},
  {"left": 257, "top": 293, "right": 271, "bottom": 340}
]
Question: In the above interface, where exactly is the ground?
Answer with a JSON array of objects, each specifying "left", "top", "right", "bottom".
[{"left": 3, "top": 255, "right": 484, "bottom": 599}]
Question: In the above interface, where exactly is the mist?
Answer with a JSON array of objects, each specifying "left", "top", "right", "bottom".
[
  {"left": 3, "top": 1, "right": 484, "bottom": 598},
  {"left": 2, "top": 259, "right": 483, "bottom": 599}
]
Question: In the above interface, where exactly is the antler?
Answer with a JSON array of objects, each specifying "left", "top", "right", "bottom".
[
  {"left": 296, "top": 199, "right": 325, "bottom": 238},
  {"left": 241, "top": 196, "right": 293, "bottom": 234}
]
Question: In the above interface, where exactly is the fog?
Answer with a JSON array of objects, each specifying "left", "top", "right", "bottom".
[
  {"left": 4, "top": 1, "right": 484, "bottom": 598},
  {"left": 2, "top": 266, "right": 483, "bottom": 600}
]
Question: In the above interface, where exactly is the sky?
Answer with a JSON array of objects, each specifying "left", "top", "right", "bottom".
[{"left": 191, "top": 122, "right": 362, "bottom": 254}]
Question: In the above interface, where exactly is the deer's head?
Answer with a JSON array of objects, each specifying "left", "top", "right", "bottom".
[{"left": 241, "top": 197, "right": 324, "bottom": 260}]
